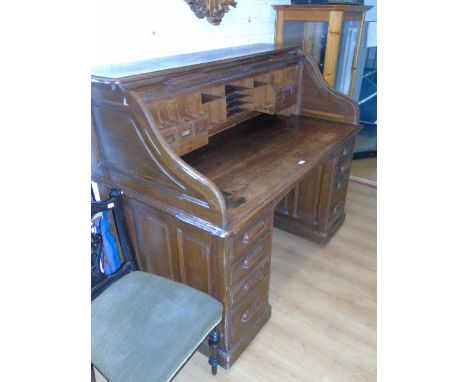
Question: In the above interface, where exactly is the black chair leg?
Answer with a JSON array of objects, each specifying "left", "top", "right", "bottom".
[{"left": 208, "top": 329, "right": 220, "bottom": 375}]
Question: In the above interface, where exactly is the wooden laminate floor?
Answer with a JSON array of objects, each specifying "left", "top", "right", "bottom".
[
  {"left": 94, "top": 181, "right": 376, "bottom": 382},
  {"left": 176, "top": 181, "right": 377, "bottom": 382},
  {"left": 350, "top": 158, "right": 377, "bottom": 184}
]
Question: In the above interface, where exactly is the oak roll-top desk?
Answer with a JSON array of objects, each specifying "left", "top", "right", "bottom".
[{"left": 91, "top": 44, "right": 360, "bottom": 369}]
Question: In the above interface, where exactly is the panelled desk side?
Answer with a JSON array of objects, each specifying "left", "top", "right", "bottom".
[{"left": 91, "top": 44, "right": 360, "bottom": 368}]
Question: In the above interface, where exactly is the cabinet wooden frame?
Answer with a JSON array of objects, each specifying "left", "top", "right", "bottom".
[{"left": 273, "top": 4, "right": 371, "bottom": 95}]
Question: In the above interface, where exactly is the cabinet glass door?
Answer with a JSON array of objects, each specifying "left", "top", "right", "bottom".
[
  {"left": 284, "top": 21, "right": 329, "bottom": 73},
  {"left": 335, "top": 20, "right": 360, "bottom": 95}
]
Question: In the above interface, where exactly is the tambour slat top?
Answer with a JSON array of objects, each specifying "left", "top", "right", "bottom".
[{"left": 91, "top": 44, "right": 301, "bottom": 83}]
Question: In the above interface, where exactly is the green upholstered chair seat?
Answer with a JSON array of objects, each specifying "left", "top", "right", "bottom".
[{"left": 92, "top": 271, "right": 223, "bottom": 382}]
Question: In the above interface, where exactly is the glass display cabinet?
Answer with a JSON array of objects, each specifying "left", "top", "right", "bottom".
[{"left": 273, "top": 4, "right": 371, "bottom": 97}]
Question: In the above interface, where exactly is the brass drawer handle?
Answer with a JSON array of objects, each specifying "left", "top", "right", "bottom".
[
  {"left": 243, "top": 220, "right": 268, "bottom": 244},
  {"left": 336, "top": 180, "right": 345, "bottom": 189},
  {"left": 181, "top": 128, "right": 191, "bottom": 138},
  {"left": 241, "top": 299, "right": 262, "bottom": 324},
  {"left": 332, "top": 201, "right": 344, "bottom": 214},
  {"left": 335, "top": 173, "right": 349, "bottom": 189},
  {"left": 340, "top": 159, "right": 352, "bottom": 173},
  {"left": 342, "top": 146, "right": 351, "bottom": 156},
  {"left": 242, "top": 245, "right": 265, "bottom": 269},
  {"left": 243, "top": 273, "right": 265, "bottom": 293},
  {"left": 165, "top": 135, "right": 175, "bottom": 144}
]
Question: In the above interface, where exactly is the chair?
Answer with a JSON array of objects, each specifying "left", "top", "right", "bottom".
[{"left": 91, "top": 188, "right": 223, "bottom": 381}]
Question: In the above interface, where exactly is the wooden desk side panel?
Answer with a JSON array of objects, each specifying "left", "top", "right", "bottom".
[
  {"left": 91, "top": 82, "right": 227, "bottom": 227},
  {"left": 297, "top": 54, "right": 360, "bottom": 125}
]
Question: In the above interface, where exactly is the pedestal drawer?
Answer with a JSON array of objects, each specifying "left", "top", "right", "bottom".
[
  {"left": 231, "top": 257, "right": 270, "bottom": 308},
  {"left": 328, "top": 139, "right": 354, "bottom": 224},
  {"left": 230, "top": 276, "right": 269, "bottom": 343},
  {"left": 232, "top": 210, "right": 273, "bottom": 263},
  {"left": 231, "top": 232, "right": 271, "bottom": 286},
  {"left": 339, "top": 138, "right": 355, "bottom": 159}
]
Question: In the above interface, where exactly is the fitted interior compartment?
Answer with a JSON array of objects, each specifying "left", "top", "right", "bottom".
[
  {"left": 251, "top": 72, "right": 273, "bottom": 113},
  {"left": 146, "top": 92, "right": 208, "bottom": 155},
  {"left": 270, "top": 65, "right": 299, "bottom": 113},
  {"left": 201, "top": 85, "right": 227, "bottom": 127},
  {"left": 144, "top": 64, "right": 301, "bottom": 156},
  {"left": 225, "top": 78, "right": 254, "bottom": 118},
  {"left": 272, "top": 65, "right": 299, "bottom": 88},
  {"left": 148, "top": 93, "right": 205, "bottom": 127}
]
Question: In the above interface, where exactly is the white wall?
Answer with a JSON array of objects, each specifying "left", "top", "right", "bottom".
[{"left": 92, "top": 0, "right": 290, "bottom": 66}]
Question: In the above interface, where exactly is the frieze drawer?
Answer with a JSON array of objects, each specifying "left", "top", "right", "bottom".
[{"left": 160, "top": 117, "right": 209, "bottom": 156}]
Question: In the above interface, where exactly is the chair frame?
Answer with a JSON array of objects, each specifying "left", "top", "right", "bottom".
[
  {"left": 91, "top": 189, "right": 137, "bottom": 300},
  {"left": 91, "top": 188, "right": 220, "bottom": 378}
]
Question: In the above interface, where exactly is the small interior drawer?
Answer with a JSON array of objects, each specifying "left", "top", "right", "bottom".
[
  {"left": 273, "top": 85, "right": 297, "bottom": 112},
  {"left": 161, "top": 126, "right": 177, "bottom": 146},
  {"left": 178, "top": 122, "right": 194, "bottom": 142},
  {"left": 160, "top": 116, "right": 209, "bottom": 156}
]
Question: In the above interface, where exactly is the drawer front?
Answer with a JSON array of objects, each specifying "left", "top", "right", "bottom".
[
  {"left": 161, "top": 126, "right": 177, "bottom": 146},
  {"left": 160, "top": 117, "right": 208, "bottom": 155},
  {"left": 329, "top": 184, "right": 348, "bottom": 224},
  {"left": 339, "top": 138, "right": 355, "bottom": 159},
  {"left": 274, "top": 85, "right": 297, "bottom": 112},
  {"left": 328, "top": 139, "right": 354, "bottom": 224},
  {"left": 337, "top": 155, "right": 352, "bottom": 178},
  {"left": 334, "top": 153, "right": 352, "bottom": 192},
  {"left": 231, "top": 257, "right": 270, "bottom": 308},
  {"left": 232, "top": 210, "right": 273, "bottom": 263},
  {"left": 232, "top": 233, "right": 271, "bottom": 286},
  {"left": 230, "top": 277, "right": 269, "bottom": 343}
]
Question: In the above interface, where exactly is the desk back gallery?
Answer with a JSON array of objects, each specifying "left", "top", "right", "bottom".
[{"left": 91, "top": 44, "right": 360, "bottom": 368}]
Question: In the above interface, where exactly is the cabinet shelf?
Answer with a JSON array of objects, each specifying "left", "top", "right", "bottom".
[{"left": 201, "top": 93, "right": 224, "bottom": 104}]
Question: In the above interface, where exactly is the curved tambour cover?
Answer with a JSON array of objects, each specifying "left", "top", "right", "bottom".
[
  {"left": 91, "top": 83, "right": 227, "bottom": 228},
  {"left": 91, "top": 44, "right": 359, "bottom": 232}
]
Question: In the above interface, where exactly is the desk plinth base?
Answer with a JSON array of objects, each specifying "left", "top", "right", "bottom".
[
  {"left": 273, "top": 212, "right": 346, "bottom": 245},
  {"left": 198, "top": 304, "right": 272, "bottom": 369}
]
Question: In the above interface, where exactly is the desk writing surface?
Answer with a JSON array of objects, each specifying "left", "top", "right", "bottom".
[{"left": 183, "top": 114, "right": 359, "bottom": 228}]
